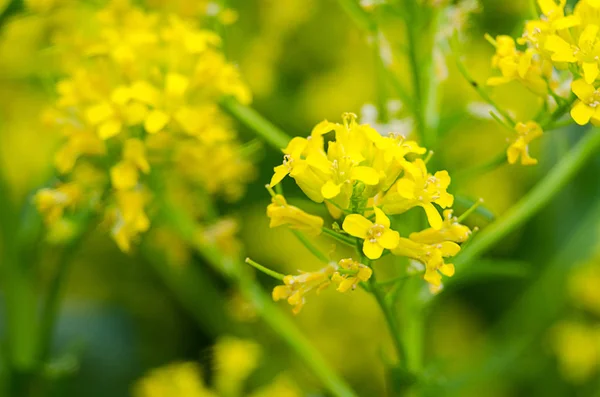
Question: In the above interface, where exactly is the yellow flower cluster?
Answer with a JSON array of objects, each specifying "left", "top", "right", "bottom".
[
  {"left": 35, "top": 0, "right": 254, "bottom": 251},
  {"left": 134, "top": 337, "right": 301, "bottom": 397},
  {"left": 267, "top": 114, "right": 472, "bottom": 312},
  {"left": 489, "top": 0, "right": 600, "bottom": 126},
  {"left": 272, "top": 259, "right": 373, "bottom": 314}
]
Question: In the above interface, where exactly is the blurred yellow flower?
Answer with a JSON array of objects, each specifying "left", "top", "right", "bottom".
[{"left": 507, "top": 121, "right": 543, "bottom": 166}]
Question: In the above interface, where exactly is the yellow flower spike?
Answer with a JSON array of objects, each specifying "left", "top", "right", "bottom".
[
  {"left": 507, "top": 121, "right": 544, "bottom": 166},
  {"left": 332, "top": 258, "right": 373, "bottom": 292},
  {"left": 111, "top": 189, "right": 150, "bottom": 253},
  {"left": 271, "top": 265, "right": 337, "bottom": 314},
  {"left": 570, "top": 79, "right": 600, "bottom": 125},
  {"left": 409, "top": 210, "right": 472, "bottom": 244},
  {"left": 266, "top": 194, "right": 324, "bottom": 236},
  {"left": 342, "top": 207, "right": 400, "bottom": 260}
]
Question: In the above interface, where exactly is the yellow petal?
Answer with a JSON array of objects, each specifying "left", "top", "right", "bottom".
[
  {"left": 363, "top": 240, "right": 384, "bottom": 260},
  {"left": 583, "top": 62, "right": 599, "bottom": 85},
  {"left": 422, "top": 203, "right": 443, "bottom": 230},
  {"left": 86, "top": 102, "right": 114, "bottom": 125},
  {"left": 166, "top": 73, "right": 190, "bottom": 98},
  {"left": 269, "top": 165, "right": 289, "bottom": 187},
  {"left": 342, "top": 214, "right": 372, "bottom": 238},
  {"left": 110, "top": 162, "right": 139, "bottom": 190},
  {"left": 311, "top": 120, "right": 336, "bottom": 137},
  {"left": 374, "top": 207, "right": 390, "bottom": 228},
  {"left": 144, "top": 110, "right": 170, "bottom": 134},
  {"left": 439, "top": 263, "right": 455, "bottom": 277},
  {"left": 130, "top": 81, "right": 160, "bottom": 106},
  {"left": 350, "top": 166, "right": 379, "bottom": 185},
  {"left": 396, "top": 178, "right": 416, "bottom": 199},
  {"left": 571, "top": 79, "right": 595, "bottom": 100},
  {"left": 579, "top": 24, "right": 599, "bottom": 47},
  {"left": 98, "top": 119, "right": 122, "bottom": 140},
  {"left": 378, "top": 229, "right": 400, "bottom": 249},
  {"left": 571, "top": 101, "right": 594, "bottom": 125},
  {"left": 322, "top": 180, "right": 342, "bottom": 199}
]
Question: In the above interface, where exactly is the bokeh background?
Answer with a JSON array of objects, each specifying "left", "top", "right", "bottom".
[{"left": 0, "top": 0, "right": 599, "bottom": 396}]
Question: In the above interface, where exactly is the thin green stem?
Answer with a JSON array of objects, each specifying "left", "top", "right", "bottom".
[
  {"left": 245, "top": 258, "right": 285, "bottom": 281},
  {"left": 164, "top": 201, "right": 356, "bottom": 397},
  {"left": 404, "top": 1, "right": 426, "bottom": 139},
  {"left": 322, "top": 227, "right": 357, "bottom": 246},
  {"left": 452, "top": 152, "right": 507, "bottom": 185},
  {"left": 369, "top": 272, "right": 408, "bottom": 369},
  {"left": 451, "top": 36, "right": 516, "bottom": 126},
  {"left": 457, "top": 198, "right": 484, "bottom": 223},
  {"left": 290, "top": 230, "right": 329, "bottom": 263},
  {"left": 454, "top": 128, "right": 600, "bottom": 271},
  {"left": 220, "top": 96, "right": 291, "bottom": 150}
]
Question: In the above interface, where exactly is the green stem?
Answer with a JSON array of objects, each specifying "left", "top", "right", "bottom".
[
  {"left": 404, "top": 1, "right": 427, "bottom": 139},
  {"left": 454, "top": 128, "right": 600, "bottom": 270},
  {"left": 369, "top": 273, "right": 407, "bottom": 368},
  {"left": 451, "top": 36, "right": 516, "bottom": 126},
  {"left": 321, "top": 227, "right": 357, "bottom": 246},
  {"left": 165, "top": 202, "right": 356, "bottom": 397},
  {"left": 421, "top": 9, "right": 442, "bottom": 148},
  {"left": 245, "top": 258, "right": 286, "bottom": 281},
  {"left": 220, "top": 96, "right": 291, "bottom": 150},
  {"left": 290, "top": 230, "right": 329, "bottom": 263}
]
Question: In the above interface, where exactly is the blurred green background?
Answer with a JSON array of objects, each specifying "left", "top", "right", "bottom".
[{"left": 0, "top": 0, "right": 599, "bottom": 396}]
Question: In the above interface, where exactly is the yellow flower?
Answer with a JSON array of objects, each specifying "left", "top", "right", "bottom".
[
  {"left": 266, "top": 194, "right": 324, "bottom": 236},
  {"left": 213, "top": 337, "right": 261, "bottom": 397},
  {"left": 134, "top": 362, "right": 216, "bottom": 397},
  {"left": 198, "top": 218, "right": 242, "bottom": 259},
  {"left": 272, "top": 264, "right": 337, "bottom": 314},
  {"left": 331, "top": 258, "right": 373, "bottom": 292},
  {"left": 507, "top": 121, "right": 544, "bottom": 166},
  {"left": 381, "top": 159, "right": 453, "bottom": 230},
  {"left": 342, "top": 207, "right": 400, "bottom": 260},
  {"left": 570, "top": 78, "right": 600, "bottom": 125},
  {"left": 569, "top": 262, "right": 600, "bottom": 316},
  {"left": 110, "top": 189, "right": 150, "bottom": 252},
  {"left": 35, "top": 183, "right": 81, "bottom": 224},
  {"left": 409, "top": 210, "right": 471, "bottom": 244},
  {"left": 545, "top": 24, "right": 600, "bottom": 83},
  {"left": 486, "top": 36, "right": 548, "bottom": 95},
  {"left": 551, "top": 321, "right": 600, "bottom": 383},
  {"left": 110, "top": 138, "right": 150, "bottom": 190},
  {"left": 519, "top": 0, "right": 580, "bottom": 51},
  {"left": 392, "top": 237, "right": 460, "bottom": 288}
]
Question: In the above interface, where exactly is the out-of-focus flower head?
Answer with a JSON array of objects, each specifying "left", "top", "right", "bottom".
[
  {"left": 134, "top": 337, "right": 302, "bottom": 397},
  {"left": 35, "top": 0, "right": 254, "bottom": 251}
]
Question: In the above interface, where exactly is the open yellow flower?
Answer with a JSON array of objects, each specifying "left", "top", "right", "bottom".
[
  {"left": 546, "top": 24, "right": 600, "bottom": 83},
  {"left": 342, "top": 207, "right": 399, "bottom": 260},
  {"left": 570, "top": 78, "right": 600, "bottom": 125},
  {"left": 331, "top": 258, "right": 373, "bottom": 292},
  {"left": 409, "top": 210, "right": 471, "bottom": 244},
  {"left": 507, "top": 121, "right": 544, "bottom": 166},
  {"left": 272, "top": 265, "right": 336, "bottom": 314}
]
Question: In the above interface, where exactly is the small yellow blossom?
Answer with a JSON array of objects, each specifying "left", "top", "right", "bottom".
[
  {"left": 381, "top": 159, "right": 453, "bottom": 229},
  {"left": 342, "top": 207, "right": 400, "bottom": 260},
  {"left": 35, "top": 183, "right": 81, "bottom": 224},
  {"left": 392, "top": 238, "right": 460, "bottom": 288},
  {"left": 546, "top": 24, "right": 600, "bottom": 84},
  {"left": 213, "top": 337, "right": 261, "bottom": 397},
  {"left": 409, "top": 210, "right": 471, "bottom": 244},
  {"left": 507, "top": 121, "right": 543, "bottom": 166},
  {"left": 331, "top": 258, "right": 373, "bottom": 292},
  {"left": 570, "top": 79, "right": 600, "bottom": 125},
  {"left": 134, "top": 362, "right": 216, "bottom": 397},
  {"left": 487, "top": 36, "right": 549, "bottom": 95},
  {"left": 569, "top": 261, "right": 600, "bottom": 316},
  {"left": 110, "top": 189, "right": 150, "bottom": 252},
  {"left": 551, "top": 321, "right": 600, "bottom": 383},
  {"left": 272, "top": 264, "right": 337, "bottom": 314},
  {"left": 266, "top": 194, "right": 324, "bottom": 236}
]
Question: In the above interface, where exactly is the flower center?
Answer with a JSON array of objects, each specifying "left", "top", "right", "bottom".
[{"left": 367, "top": 224, "right": 385, "bottom": 242}]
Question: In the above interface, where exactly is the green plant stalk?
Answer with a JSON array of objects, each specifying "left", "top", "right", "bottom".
[
  {"left": 165, "top": 202, "right": 356, "bottom": 397},
  {"left": 290, "top": 230, "right": 329, "bottom": 263},
  {"left": 421, "top": 9, "right": 442, "bottom": 149},
  {"left": 368, "top": 273, "right": 407, "bottom": 369},
  {"left": 220, "top": 97, "right": 290, "bottom": 150},
  {"left": 455, "top": 128, "right": 600, "bottom": 270}
]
